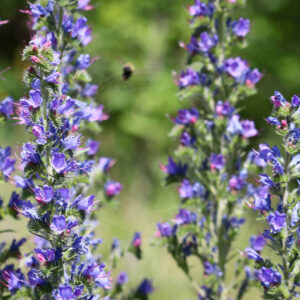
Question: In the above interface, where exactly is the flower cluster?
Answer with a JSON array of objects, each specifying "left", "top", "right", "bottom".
[
  {"left": 0, "top": 1, "right": 124, "bottom": 299},
  {"left": 244, "top": 91, "right": 300, "bottom": 299},
  {"left": 156, "top": 0, "right": 262, "bottom": 298}
]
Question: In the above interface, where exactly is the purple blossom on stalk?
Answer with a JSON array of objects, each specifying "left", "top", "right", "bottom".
[
  {"left": 86, "top": 139, "right": 100, "bottom": 156},
  {"left": 0, "top": 146, "right": 15, "bottom": 178},
  {"left": 53, "top": 284, "right": 84, "bottom": 300},
  {"left": 209, "top": 153, "right": 225, "bottom": 170},
  {"left": 257, "top": 267, "right": 281, "bottom": 289},
  {"left": 0, "top": 97, "right": 14, "bottom": 118},
  {"left": 174, "top": 108, "right": 199, "bottom": 125},
  {"left": 117, "top": 272, "right": 128, "bottom": 285},
  {"left": 0, "top": 1, "right": 127, "bottom": 298},
  {"left": 250, "top": 235, "right": 266, "bottom": 252},
  {"left": 34, "top": 185, "right": 54, "bottom": 204},
  {"left": 0, "top": 265, "right": 26, "bottom": 293},
  {"left": 267, "top": 212, "right": 286, "bottom": 234},
  {"left": 246, "top": 91, "right": 300, "bottom": 298},
  {"left": 156, "top": 0, "right": 263, "bottom": 298},
  {"left": 232, "top": 18, "right": 250, "bottom": 37},
  {"left": 178, "top": 68, "right": 200, "bottom": 88},
  {"left": 156, "top": 222, "right": 173, "bottom": 238},
  {"left": 104, "top": 181, "right": 122, "bottom": 198},
  {"left": 136, "top": 278, "right": 154, "bottom": 296}
]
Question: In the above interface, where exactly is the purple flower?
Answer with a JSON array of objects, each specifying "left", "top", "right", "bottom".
[
  {"left": 83, "top": 264, "right": 111, "bottom": 289},
  {"left": 62, "top": 135, "right": 81, "bottom": 151},
  {"left": 266, "top": 116, "right": 280, "bottom": 126},
  {"left": 174, "top": 108, "right": 199, "bottom": 125},
  {"left": 131, "top": 232, "right": 141, "bottom": 248},
  {"left": 292, "top": 95, "right": 300, "bottom": 107},
  {"left": 0, "top": 146, "right": 15, "bottom": 177},
  {"left": 246, "top": 68, "right": 262, "bottom": 85},
  {"left": 1, "top": 265, "right": 25, "bottom": 293},
  {"left": 72, "top": 194, "right": 96, "bottom": 212},
  {"left": 243, "top": 247, "right": 263, "bottom": 261},
  {"left": 228, "top": 174, "right": 246, "bottom": 191},
  {"left": 136, "top": 278, "right": 154, "bottom": 295},
  {"left": 77, "top": 0, "right": 93, "bottom": 10},
  {"left": 46, "top": 72, "right": 60, "bottom": 84},
  {"left": 250, "top": 235, "right": 266, "bottom": 252},
  {"left": 0, "top": 97, "right": 14, "bottom": 117},
  {"left": 227, "top": 115, "right": 243, "bottom": 136},
  {"left": 259, "top": 174, "right": 274, "bottom": 188},
  {"left": 267, "top": 212, "right": 286, "bottom": 233},
  {"left": 21, "top": 143, "right": 41, "bottom": 165},
  {"left": 203, "top": 261, "right": 223, "bottom": 277},
  {"left": 50, "top": 215, "right": 68, "bottom": 234},
  {"left": 257, "top": 267, "right": 281, "bottom": 288},
  {"left": 188, "top": 0, "right": 213, "bottom": 18},
  {"left": 178, "top": 68, "right": 200, "bottom": 88},
  {"left": 34, "top": 247, "right": 62, "bottom": 264},
  {"left": 98, "top": 157, "right": 115, "bottom": 173},
  {"left": 34, "top": 185, "right": 54, "bottom": 204},
  {"left": 54, "top": 284, "right": 84, "bottom": 300},
  {"left": 241, "top": 120, "right": 258, "bottom": 138},
  {"left": 232, "top": 18, "right": 250, "bottom": 37},
  {"left": 104, "top": 181, "right": 122, "bottom": 197},
  {"left": 82, "top": 84, "right": 98, "bottom": 98},
  {"left": 86, "top": 139, "right": 100, "bottom": 156},
  {"left": 32, "top": 124, "right": 47, "bottom": 145},
  {"left": 291, "top": 202, "right": 300, "bottom": 227},
  {"left": 209, "top": 154, "right": 225, "bottom": 170},
  {"left": 178, "top": 180, "right": 193, "bottom": 199},
  {"left": 161, "top": 157, "right": 188, "bottom": 177},
  {"left": 253, "top": 186, "right": 271, "bottom": 211},
  {"left": 51, "top": 152, "right": 67, "bottom": 173},
  {"left": 75, "top": 54, "right": 91, "bottom": 70},
  {"left": 223, "top": 57, "right": 249, "bottom": 81},
  {"left": 17, "top": 201, "right": 39, "bottom": 219},
  {"left": 174, "top": 209, "right": 197, "bottom": 225},
  {"left": 180, "top": 131, "right": 196, "bottom": 146},
  {"left": 27, "top": 269, "right": 46, "bottom": 287},
  {"left": 270, "top": 91, "right": 287, "bottom": 107},
  {"left": 197, "top": 32, "right": 218, "bottom": 52},
  {"left": 156, "top": 222, "right": 173, "bottom": 238},
  {"left": 50, "top": 215, "right": 78, "bottom": 235},
  {"left": 215, "top": 101, "right": 234, "bottom": 116},
  {"left": 20, "top": 89, "right": 42, "bottom": 110},
  {"left": 117, "top": 272, "right": 128, "bottom": 285}
]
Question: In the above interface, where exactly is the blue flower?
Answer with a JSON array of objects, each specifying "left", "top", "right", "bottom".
[
  {"left": 75, "top": 54, "right": 91, "bottom": 70},
  {"left": 0, "top": 265, "right": 26, "bottom": 293},
  {"left": 270, "top": 91, "right": 287, "bottom": 107},
  {"left": 267, "top": 212, "right": 286, "bottom": 233},
  {"left": 0, "top": 97, "right": 14, "bottom": 118},
  {"left": 117, "top": 272, "right": 128, "bottom": 285},
  {"left": 232, "top": 18, "right": 250, "bottom": 37},
  {"left": 178, "top": 68, "right": 200, "bottom": 88},
  {"left": 34, "top": 185, "right": 54, "bottom": 204},
  {"left": 250, "top": 235, "right": 266, "bottom": 252},
  {"left": 257, "top": 267, "right": 281, "bottom": 288},
  {"left": 209, "top": 154, "right": 225, "bottom": 170},
  {"left": 243, "top": 247, "right": 263, "bottom": 261},
  {"left": 174, "top": 209, "right": 197, "bottom": 225},
  {"left": 136, "top": 278, "right": 154, "bottom": 295},
  {"left": 104, "top": 181, "right": 122, "bottom": 198}
]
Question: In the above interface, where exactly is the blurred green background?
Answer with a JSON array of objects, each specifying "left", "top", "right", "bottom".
[{"left": 0, "top": 0, "right": 299, "bottom": 298}]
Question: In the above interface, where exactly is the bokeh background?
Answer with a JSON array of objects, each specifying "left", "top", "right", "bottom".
[{"left": 0, "top": 0, "right": 299, "bottom": 298}]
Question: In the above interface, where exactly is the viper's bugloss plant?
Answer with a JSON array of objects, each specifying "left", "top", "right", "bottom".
[
  {"left": 0, "top": 1, "right": 129, "bottom": 299},
  {"left": 155, "top": 0, "right": 263, "bottom": 299},
  {"left": 243, "top": 91, "right": 300, "bottom": 299}
]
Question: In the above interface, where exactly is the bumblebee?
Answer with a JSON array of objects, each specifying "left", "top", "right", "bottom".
[{"left": 122, "top": 63, "right": 135, "bottom": 81}]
